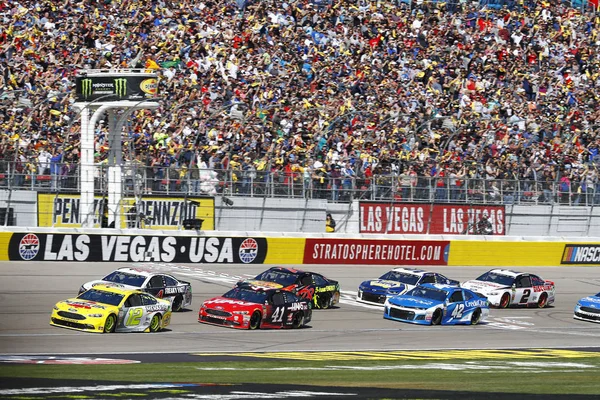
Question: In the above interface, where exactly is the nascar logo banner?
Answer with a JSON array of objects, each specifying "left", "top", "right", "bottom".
[
  {"left": 561, "top": 244, "right": 600, "bottom": 265},
  {"left": 359, "top": 202, "right": 505, "bottom": 235},
  {"left": 9, "top": 233, "right": 267, "bottom": 264}
]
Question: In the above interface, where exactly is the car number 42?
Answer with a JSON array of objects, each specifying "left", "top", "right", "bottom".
[{"left": 451, "top": 304, "right": 464, "bottom": 318}]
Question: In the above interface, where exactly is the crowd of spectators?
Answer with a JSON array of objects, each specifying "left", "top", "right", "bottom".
[{"left": 1, "top": 0, "right": 600, "bottom": 204}]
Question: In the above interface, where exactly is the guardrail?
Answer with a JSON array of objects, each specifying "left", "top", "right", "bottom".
[{"left": 0, "top": 162, "right": 597, "bottom": 207}]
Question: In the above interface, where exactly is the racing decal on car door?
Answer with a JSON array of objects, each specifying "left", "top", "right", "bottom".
[
  {"left": 297, "top": 286, "right": 315, "bottom": 300},
  {"left": 124, "top": 307, "right": 146, "bottom": 327}
]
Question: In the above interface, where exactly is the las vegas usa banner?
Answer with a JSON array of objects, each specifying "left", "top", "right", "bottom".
[{"left": 359, "top": 202, "right": 505, "bottom": 235}]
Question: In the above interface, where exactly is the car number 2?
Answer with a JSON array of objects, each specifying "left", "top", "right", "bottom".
[
  {"left": 271, "top": 306, "right": 285, "bottom": 323},
  {"left": 126, "top": 308, "right": 143, "bottom": 326},
  {"left": 451, "top": 304, "right": 464, "bottom": 318},
  {"left": 520, "top": 289, "right": 531, "bottom": 304}
]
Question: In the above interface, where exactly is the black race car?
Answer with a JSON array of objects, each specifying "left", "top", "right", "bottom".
[{"left": 242, "top": 266, "right": 340, "bottom": 309}]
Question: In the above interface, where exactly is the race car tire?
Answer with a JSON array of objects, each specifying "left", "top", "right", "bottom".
[
  {"left": 249, "top": 311, "right": 262, "bottom": 330},
  {"left": 431, "top": 309, "right": 442, "bottom": 325},
  {"left": 316, "top": 293, "right": 330, "bottom": 309},
  {"left": 104, "top": 314, "right": 117, "bottom": 333},
  {"left": 172, "top": 295, "right": 183, "bottom": 312},
  {"left": 499, "top": 293, "right": 511, "bottom": 309},
  {"left": 149, "top": 314, "right": 162, "bottom": 332},
  {"left": 471, "top": 308, "right": 482, "bottom": 325},
  {"left": 292, "top": 312, "right": 304, "bottom": 329},
  {"left": 537, "top": 293, "right": 548, "bottom": 308}
]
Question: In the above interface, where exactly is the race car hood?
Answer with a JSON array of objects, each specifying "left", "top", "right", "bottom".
[
  {"left": 461, "top": 280, "right": 510, "bottom": 293},
  {"left": 578, "top": 295, "right": 600, "bottom": 309},
  {"left": 388, "top": 296, "right": 440, "bottom": 309},
  {"left": 243, "top": 280, "right": 285, "bottom": 290},
  {"left": 55, "top": 299, "right": 113, "bottom": 316},
  {"left": 360, "top": 279, "right": 407, "bottom": 294},
  {"left": 202, "top": 297, "right": 261, "bottom": 310}
]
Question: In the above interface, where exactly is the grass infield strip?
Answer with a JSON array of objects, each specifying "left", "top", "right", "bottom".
[{"left": 1, "top": 353, "right": 600, "bottom": 395}]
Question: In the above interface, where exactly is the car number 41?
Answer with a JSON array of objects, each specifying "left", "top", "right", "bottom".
[{"left": 271, "top": 306, "right": 285, "bottom": 323}]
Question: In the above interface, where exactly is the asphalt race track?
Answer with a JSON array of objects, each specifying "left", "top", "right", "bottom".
[{"left": 1, "top": 262, "right": 599, "bottom": 356}]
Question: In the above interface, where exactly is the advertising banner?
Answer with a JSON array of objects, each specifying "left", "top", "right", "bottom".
[
  {"left": 304, "top": 238, "right": 450, "bottom": 265},
  {"left": 76, "top": 73, "right": 159, "bottom": 102},
  {"left": 8, "top": 233, "right": 267, "bottom": 264},
  {"left": 561, "top": 244, "right": 600, "bottom": 265},
  {"left": 37, "top": 194, "right": 215, "bottom": 230},
  {"left": 359, "top": 202, "right": 505, "bottom": 235}
]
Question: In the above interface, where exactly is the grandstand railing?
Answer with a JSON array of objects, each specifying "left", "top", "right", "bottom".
[{"left": 0, "top": 162, "right": 597, "bottom": 207}]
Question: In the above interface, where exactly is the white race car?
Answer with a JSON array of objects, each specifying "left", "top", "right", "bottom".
[
  {"left": 461, "top": 269, "right": 555, "bottom": 309},
  {"left": 80, "top": 267, "right": 192, "bottom": 312}
]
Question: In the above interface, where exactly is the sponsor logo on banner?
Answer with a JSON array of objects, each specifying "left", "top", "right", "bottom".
[
  {"left": 304, "top": 239, "right": 450, "bottom": 265},
  {"left": 8, "top": 234, "right": 267, "bottom": 264},
  {"left": 140, "top": 78, "right": 158, "bottom": 96},
  {"left": 19, "top": 233, "right": 40, "bottom": 260},
  {"left": 359, "top": 202, "right": 505, "bottom": 235},
  {"left": 114, "top": 78, "right": 127, "bottom": 97},
  {"left": 81, "top": 78, "right": 93, "bottom": 98},
  {"left": 37, "top": 193, "right": 214, "bottom": 230},
  {"left": 562, "top": 244, "right": 600, "bottom": 264}
]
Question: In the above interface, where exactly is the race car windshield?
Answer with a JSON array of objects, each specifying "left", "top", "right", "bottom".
[
  {"left": 102, "top": 271, "right": 147, "bottom": 287},
  {"left": 475, "top": 271, "right": 515, "bottom": 286},
  {"left": 378, "top": 271, "right": 420, "bottom": 285},
  {"left": 223, "top": 287, "right": 269, "bottom": 304},
  {"left": 254, "top": 270, "right": 297, "bottom": 286},
  {"left": 406, "top": 287, "right": 447, "bottom": 302},
  {"left": 77, "top": 289, "right": 124, "bottom": 306}
]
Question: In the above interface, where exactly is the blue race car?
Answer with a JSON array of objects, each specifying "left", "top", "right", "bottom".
[
  {"left": 357, "top": 268, "right": 459, "bottom": 306},
  {"left": 574, "top": 292, "right": 600, "bottom": 323},
  {"left": 384, "top": 284, "right": 489, "bottom": 325}
]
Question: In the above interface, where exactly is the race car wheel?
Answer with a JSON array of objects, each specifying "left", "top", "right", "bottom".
[
  {"left": 249, "top": 311, "right": 262, "bottom": 330},
  {"left": 292, "top": 312, "right": 304, "bottom": 329},
  {"left": 172, "top": 295, "right": 183, "bottom": 312},
  {"left": 150, "top": 314, "right": 162, "bottom": 332},
  {"left": 431, "top": 309, "right": 442, "bottom": 325},
  {"left": 104, "top": 314, "right": 116, "bottom": 333},
  {"left": 537, "top": 293, "right": 548, "bottom": 308},
  {"left": 471, "top": 308, "right": 482, "bottom": 325},
  {"left": 499, "top": 293, "right": 510, "bottom": 309}
]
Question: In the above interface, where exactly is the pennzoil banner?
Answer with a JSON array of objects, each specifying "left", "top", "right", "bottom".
[
  {"left": 37, "top": 194, "right": 215, "bottom": 230},
  {"left": 9, "top": 233, "right": 267, "bottom": 264},
  {"left": 359, "top": 202, "right": 505, "bottom": 235}
]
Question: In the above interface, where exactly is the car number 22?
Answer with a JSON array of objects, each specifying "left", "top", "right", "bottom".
[{"left": 271, "top": 306, "right": 286, "bottom": 323}]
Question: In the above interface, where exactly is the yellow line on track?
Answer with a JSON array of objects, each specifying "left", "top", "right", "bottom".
[{"left": 193, "top": 349, "right": 600, "bottom": 361}]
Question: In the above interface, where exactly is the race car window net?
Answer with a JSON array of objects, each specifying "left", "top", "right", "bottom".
[
  {"left": 223, "top": 287, "right": 268, "bottom": 304},
  {"left": 77, "top": 289, "right": 124, "bottom": 306},
  {"left": 474, "top": 271, "right": 515, "bottom": 287},
  {"left": 379, "top": 271, "right": 420, "bottom": 285},
  {"left": 103, "top": 271, "right": 147, "bottom": 287}
]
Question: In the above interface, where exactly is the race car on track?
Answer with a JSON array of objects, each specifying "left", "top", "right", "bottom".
[
  {"left": 50, "top": 284, "right": 172, "bottom": 333},
  {"left": 461, "top": 269, "right": 555, "bottom": 308},
  {"left": 79, "top": 267, "right": 192, "bottom": 312},
  {"left": 242, "top": 266, "right": 340, "bottom": 309},
  {"left": 199, "top": 282, "right": 312, "bottom": 330},
  {"left": 357, "top": 267, "right": 459, "bottom": 306},
  {"left": 383, "top": 284, "right": 490, "bottom": 325},
  {"left": 574, "top": 292, "right": 600, "bottom": 323}
]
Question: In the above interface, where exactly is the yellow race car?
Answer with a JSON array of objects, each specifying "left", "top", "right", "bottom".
[{"left": 50, "top": 284, "right": 172, "bottom": 333}]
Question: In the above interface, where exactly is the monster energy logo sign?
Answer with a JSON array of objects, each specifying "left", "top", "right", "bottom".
[
  {"left": 114, "top": 78, "right": 127, "bottom": 97},
  {"left": 81, "top": 79, "right": 93, "bottom": 99}
]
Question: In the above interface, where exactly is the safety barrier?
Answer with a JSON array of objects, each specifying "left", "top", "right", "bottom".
[{"left": 1, "top": 228, "right": 599, "bottom": 267}]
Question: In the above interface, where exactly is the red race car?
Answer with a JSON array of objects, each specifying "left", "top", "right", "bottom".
[{"left": 198, "top": 282, "right": 312, "bottom": 330}]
